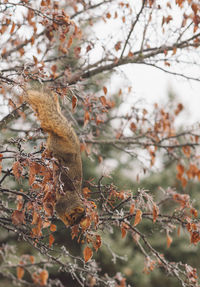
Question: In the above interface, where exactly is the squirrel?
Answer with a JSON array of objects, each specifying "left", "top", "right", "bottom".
[{"left": 24, "top": 88, "right": 85, "bottom": 227}]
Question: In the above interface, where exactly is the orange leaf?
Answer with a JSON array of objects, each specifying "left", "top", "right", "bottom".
[
  {"left": 172, "top": 47, "right": 177, "bottom": 55},
  {"left": 133, "top": 209, "right": 142, "bottom": 227},
  {"left": 10, "top": 22, "right": 16, "bottom": 34},
  {"left": 84, "top": 111, "right": 90, "bottom": 126},
  {"left": 17, "top": 266, "right": 25, "bottom": 280},
  {"left": 167, "top": 232, "right": 172, "bottom": 248},
  {"left": 152, "top": 204, "right": 159, "bottom": 223},
  {"left": 29, "top": 255, "right": 35, "bottom": 264},
  {"left": 67, "top": 36, "right": 73, "bottom": 48},
  {"left": 29, "top": 163, "right": 36, "bottom": 186},
  {"left": 72, "top": 95, "right": 77, "bottom": 111},
  {"left": 12, "top": 210, "right": 25, "bottom": 225},
  {"left": 121, "top": 227, "right": 127, "bottom": 238},
  {"left": 51, "top": 64, "right": 57, "bottom": 73},
  {"left": 130, "top": 122, "right": 136, "bottom": 132},
  {"left": 80, "top": 217, "right": 91, "bottom": 230},
  {"left": 31, "top": 210, "right": 39, "bottom": 225},
  {"left": 129, "top": 203, "right": 135, "bottom": 215},
  {"left": 115, "top": 41, "right": 121, "bottom": 51},
  {"left": 181, "top": 177, "right": 187, "bottom": 188},
  {"left": 50, "top": 224, "right": 57, "bottom": 232},
  {"left": 39, "top": 270, "right": 49, "bottom": 286},
  {"left": 106, "top": 12, "right": 111, "bottom": 19},
  {"left": 49, "top": 233, "right": 55, "bottom": 247},
  {"left": 103, "top": 86, "right": 107, "bottom": 95},
  {"left": 33, "top": 55, "right": 38, "bottom": 65},
  {"left": 12, "top": 161, "right": 23, "bottom": 179},
  {"left": 83, "top": 246, "right": 93, "bottom": 263},
  {"left": 182, "top": 146, "right": 191, "bottom": 158},
  {"left": 176, "top": 163, "right": 184, "bottom": 176},
  {"left": 93, "top": 235, "right": 101, "bottom": 251},
  {"left": 100, "top": 95, "right": 107, "bottom": 106},
  {"left": 177, "top": 226, "right": 181, "bottom": 237}
]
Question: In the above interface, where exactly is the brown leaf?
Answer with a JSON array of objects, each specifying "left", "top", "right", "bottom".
[
  {"left": 153, "top": 204, "right": 159, "bottom": 223},
  {"left": 176, "top": 163, "right": 184, "bottom": 178},
  {"left": 10, "top": 22, "right": 15, "bottom": 34},
  {"left": 103, "top": 86, "right": 107, "bottom": 95},
  {"left": 84, "top": 246, "right": 93, "bottom": 263},
  {"left": 106, "top": 12, "right": 111, "bottom": 19},
  {"left": 29, "top": 255, "right": 35, "bottom": 264},
  {"left": 32, "top": 215, "right": 42, "bottom": 237},
  {"left": 51, "top": 64, "right": 57, "bottom": 74},
  {"left": 49, "top": 233, "right": 55, "bottom": 247},
  {"left": 172, "top": 47, "right": 177, "bottom": 55},
  {"left": 182, "top": 146, "right": 191, "bottom": 158},
  {"left": 121, "top": 227, "right": 127, "bottom": 239},
  {"left": 100, "top": 96, "right": 107, "bottom": 106},
  {"left": 72, "top": 95, "right": 77, "bottom": 111},
  {"left": 84, "top": 111, "right": 90, "bottom": 126},
  {"left": 115, "top": 41, "right": 121, "bottom": 51},
  {"left": 29, "top": 163, "right": 36, "bottom": 186},
  {"left": 93, "top": 235, "right": 101, "bottom": 251},
  {"left": 12, "top": 161, "right": 23, "bottom": 179},
  {"left": 39, "top": 270, "right": 49, "bottom": 286},
  {"left": 67, "top": 35, "right": 73, "bottom": 48},
  {"left": 167, "top": 232, "right": 172, "bottom": 248},
  {"left": 80, "top": 217, "right": 91, "bottom": 230},
  {"left": 191, "top": 3, "right": 198, "bottom": 14},
  {"left": 133, "top": 209, "right": 142, "bottom": 227},
  {"left": 50, "top": 224, "right": 57, "bottom": 232},
  {"left": 17, "top": 266, "right": 25, "bottom": 280},
  {"left": 130, "top": 122, "right": 136, "bottom": 132},
  {"left": 12, "top": 210, "right": 25, "bottom": 225},
  {"left": 129, "top": 203, "right": 135, "bottom": 215},
  {"left": 31, "top": 210, "right": 39, "bottom": 225},
  {"left": 33, "top": 55, "right": 38, "bottom": 65}
]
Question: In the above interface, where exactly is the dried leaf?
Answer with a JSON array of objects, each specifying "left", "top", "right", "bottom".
[
  {"left": 10, "top": 22, "right": 15, "bottom": 34},
  {"left": 130, "top": 122, "right": 136, "bottom": 132},
  {"left": 72, "top": 95, "right": 77, "bottom": 111},
  {"left": 176, "top": 163, "right": 184, "bottom": 177},
  {"left": 103, "top": 86, "right": 107, "bottom": 95},
  {"left": 167, "top": 232, "right": 172, "bottom": 248},
  {"left": 93, "top": 235, "right": 101, "bottom": 251},
  {"left": 49, "top": 233, "right": 55, "bottom": 247},
  {"left": 84, "top": 246, "right": 93, "bottom": 262},
  {"left": 12, "top": 161, "right": 23, "bottom": 179},
  {"left": 100, "top": 96, "right": 107, "bottom": 106},
  {"left": 121, "top": 227, "right": 127, "bottom": 238},
  {"left": 39, "top": 270, "right": 49, "bottom": 286},
  {"left": 80, "top": 217, "right": 91, "bottom": 230},
  {"left": 17, "top": 266, "right": 25, "bottom": 280},
  {"left": 106, "top": 12, "right": 111, "bottom": 19},
  {"left": 182, "top": 146, "right": 191, "bottom": 158},
  {"left": 67, "top": 36, "right": 73, "bottom": 48},
  {"left": 29, "top": 255, "right": 35, "bottom": 264},
  {"left": 153, "top": 204, "right": 159, "bottom": 223},
  {"left": 12, "top": 210, "right": 25, "bottom": 225},
  {"left": 133, "top": 209, "right": 142, "bottom": 227},
  {"left": 50, "top": 224, "right": 57, "bottom": 232},
  {"left": 129, "top": 203, "right": 135, "bottom": 215},
  {"left": 115, "top": 41, "right": 121, "bottom": 51},
  {"left": 84, "top": 111, "right": 90, "bottom": 126}
]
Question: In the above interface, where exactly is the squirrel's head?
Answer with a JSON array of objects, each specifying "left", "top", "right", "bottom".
[{"left": 55, "top": 194, "right": 85, "bottom": 226}]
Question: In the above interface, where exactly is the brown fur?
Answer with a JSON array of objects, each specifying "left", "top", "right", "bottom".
[{"left": 25, "top": 89, "right": 85, "bottom": 226}]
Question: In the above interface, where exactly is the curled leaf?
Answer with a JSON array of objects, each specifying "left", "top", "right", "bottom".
[
  {"left": 133, "top": 209, "right": 142, "bottom": 227},
  {"left": 84, "top": 246, "right": 93, "bottom": 263}
]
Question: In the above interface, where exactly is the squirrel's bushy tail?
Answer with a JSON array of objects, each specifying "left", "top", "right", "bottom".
[{"left": 25, "top": 90, "right": 64, "bottom": 137}]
